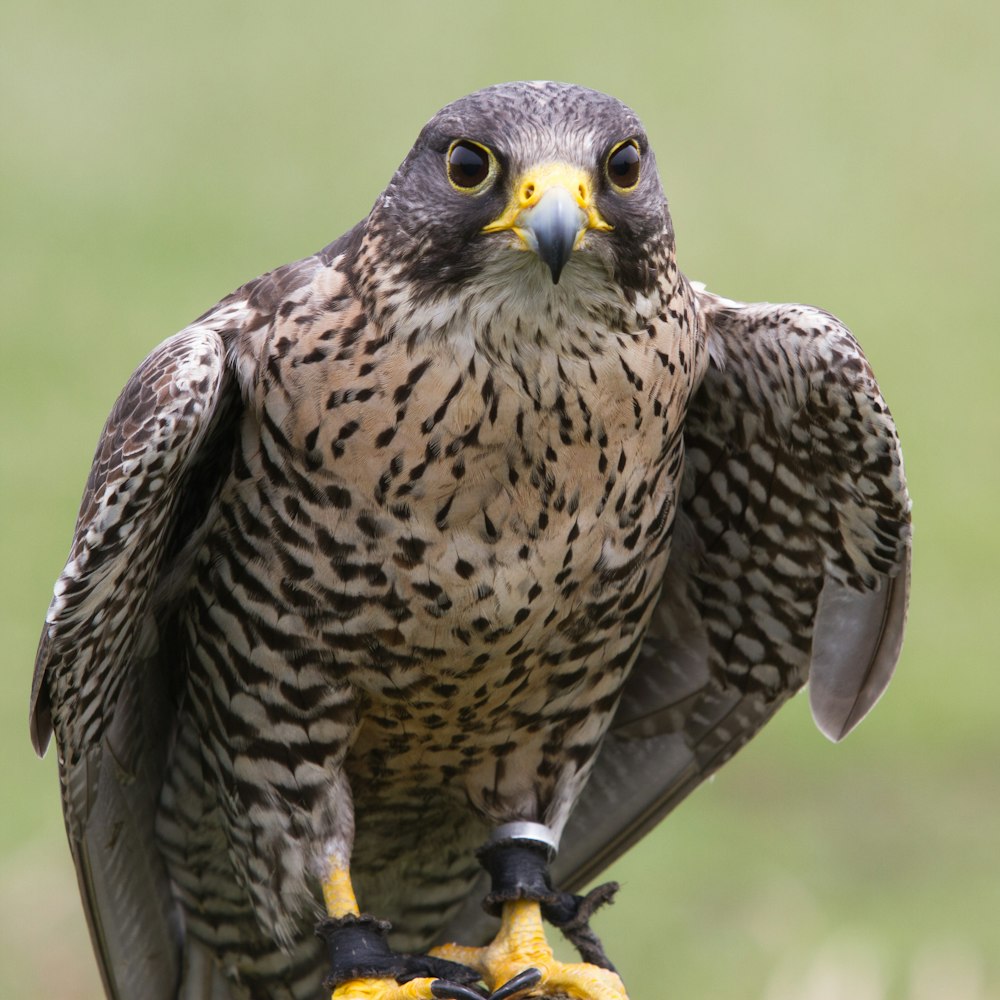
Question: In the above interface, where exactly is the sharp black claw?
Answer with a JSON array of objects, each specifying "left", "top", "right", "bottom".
[
  {"left": 488, "top": 968, "right": 543, "bottom": 1000},
  {"left": 431, "top": 980, "right": 489, "bottom": 1000}
]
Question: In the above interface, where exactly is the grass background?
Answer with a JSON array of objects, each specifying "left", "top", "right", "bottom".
[{"left": 2, "top": 1, "right": 997, "bottom": 997}]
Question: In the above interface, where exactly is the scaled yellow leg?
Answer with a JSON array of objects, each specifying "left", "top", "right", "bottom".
[{"left": 322, "top": 855, "right": 361, "bottom": 918}]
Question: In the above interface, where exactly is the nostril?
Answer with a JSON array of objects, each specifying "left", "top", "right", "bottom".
[
  {"left": 578, "top": 183, "right": 587, "bottom": 201},
  {"left": 523, "top": 183, "right": 535, "bottom": 203}
]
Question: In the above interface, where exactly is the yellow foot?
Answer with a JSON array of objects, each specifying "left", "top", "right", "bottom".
[
  {"left": 332, "top": 977, "right": 461, "bottom": 1000},
  {"left": 321, "top": 859, "right": 483, "bottom": 1000},
  {"left": 430, "top": 900, "right": 627, "bottom": 1000}
]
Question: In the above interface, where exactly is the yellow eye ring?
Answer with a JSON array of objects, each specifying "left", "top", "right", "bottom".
[
  {"left": 605, "top": 139, "right": 641, "bottom": 192},
  {"left": 446, "top": 139, "right": 498, "bottom": 194}
]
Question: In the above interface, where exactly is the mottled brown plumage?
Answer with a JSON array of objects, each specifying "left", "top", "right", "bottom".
[{"left": 30, "top": 82, "right": 910, "bottom": 1000}]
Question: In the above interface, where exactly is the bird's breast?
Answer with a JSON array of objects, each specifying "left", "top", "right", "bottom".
[{"left": 210, "top": 291, "right": 696, "bottom": 737}]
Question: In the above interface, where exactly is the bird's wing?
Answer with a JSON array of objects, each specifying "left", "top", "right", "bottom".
[
  {"left": 30, "top": 240, "right": 357, "bottom": 998},
  {"left": 29, "top": 312, "right": 246, "bottom": 1000},
  {"left": 553, "top": 284, "right": 912, "bottom": 892}
]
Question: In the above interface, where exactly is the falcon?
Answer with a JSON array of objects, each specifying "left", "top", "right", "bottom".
[{"left": 30, "top": 81, "right": 911, "bottom": 1000}]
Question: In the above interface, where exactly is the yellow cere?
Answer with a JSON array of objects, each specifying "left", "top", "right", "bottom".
[{"left": 482, "top": 161, "right": 613, "bottom": 246}]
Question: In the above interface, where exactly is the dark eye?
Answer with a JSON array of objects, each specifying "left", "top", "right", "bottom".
[
  {"left": 447, "top": 140, "right": 494, "bottom": 191},
  {"left": 606, "top": 140, "right": 641, "bottom": 190}
]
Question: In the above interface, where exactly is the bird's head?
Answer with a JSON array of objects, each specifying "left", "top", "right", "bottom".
[{"left": 361, "top": 82, "right": 675, "bottom": 345}]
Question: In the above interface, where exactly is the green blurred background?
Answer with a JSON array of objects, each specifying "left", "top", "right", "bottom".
[{"left": 2, "top": 1, "right": 997, "bottom": 997}]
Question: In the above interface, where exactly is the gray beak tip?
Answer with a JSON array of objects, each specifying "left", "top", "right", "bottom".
[{"left": 523, "top": 188, "right": 584, "bottom": 285}]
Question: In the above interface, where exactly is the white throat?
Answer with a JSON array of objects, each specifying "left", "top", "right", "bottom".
[{"left": 378, "top": 250, "right": 659, "bottom": 367}]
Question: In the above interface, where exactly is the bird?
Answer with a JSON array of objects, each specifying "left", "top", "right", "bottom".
[{"left": 29, "top": 81, "right": 911, "bottom": 1000}]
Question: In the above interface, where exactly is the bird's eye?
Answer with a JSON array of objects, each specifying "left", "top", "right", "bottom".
[
  {"left": 447, "top": 140, "right": 495, "bottom": 192},
  {"left": 606, "top": 140, "right": 641, "bottom": 191}
]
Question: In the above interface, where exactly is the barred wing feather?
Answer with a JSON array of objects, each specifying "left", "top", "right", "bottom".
[
  {"left": 554, "top": 286, "right": 912, "bottom": 892},
  {"left": 29, "top": 324, "right": 239, "bottom": 1000}
]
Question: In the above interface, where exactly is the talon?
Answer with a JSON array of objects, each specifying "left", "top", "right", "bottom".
[
  {"left": 489, "top": 967, "right": 543, "bottom": 1000},
  {"left": 430, "top": 980, "right": 490, "bottom": 1000}
]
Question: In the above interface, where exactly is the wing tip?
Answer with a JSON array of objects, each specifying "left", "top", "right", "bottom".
[
  {"left": 29, "top": 629, "right": 54, "bottom": 756},
  {"left": 29, "top": 709, "right": 53, "bottom": 757},
  {"left": 809, "top": 566, "right": 909, "bottom": 743}
]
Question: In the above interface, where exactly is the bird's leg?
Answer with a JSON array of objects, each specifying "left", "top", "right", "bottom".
[
  {"left": 317, "top": 854, "right": 483, "bottom": 1000},
  {"left": 430, "top": 825, "right": 627, "bottom": 1000},
  {"left": 322, "top": 855, "right": 361, "bottom": 919}
]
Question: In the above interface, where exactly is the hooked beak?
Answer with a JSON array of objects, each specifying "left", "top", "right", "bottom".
[{"left": 482, "top": 163, "right": 612, "bottom": 284}]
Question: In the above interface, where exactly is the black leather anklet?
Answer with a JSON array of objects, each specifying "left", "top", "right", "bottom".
[
  {"left": 316, "top": 913, "right": 482, "bottom": 990},
  {"left": 476, "top": 837, "right": 619, "bottom": 972}
]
